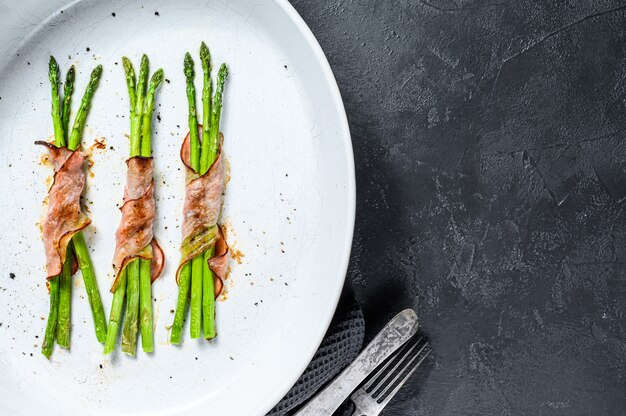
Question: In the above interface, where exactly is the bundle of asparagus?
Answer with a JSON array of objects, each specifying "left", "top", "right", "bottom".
[
  {"left": 170, "top": 42, "right": 229, "bottom": 343},
  {"left": 39, "top": 57, "right": 107, "bottom": 358},
  {"left": 104, "top": 55, "right": 165, "bottom": 355}
]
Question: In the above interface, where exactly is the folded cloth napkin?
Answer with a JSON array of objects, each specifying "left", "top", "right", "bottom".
[{"left": 266, "top": 298, "right": 365, "bottom": 416}]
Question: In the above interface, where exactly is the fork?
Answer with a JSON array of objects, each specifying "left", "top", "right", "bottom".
[{"left": 350, "top": 335, "right": 432, "bottom": 416}]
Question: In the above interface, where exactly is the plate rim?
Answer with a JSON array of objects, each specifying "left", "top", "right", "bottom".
[{"left": 257, "top": 1, "right": 356, "bottom": 414}]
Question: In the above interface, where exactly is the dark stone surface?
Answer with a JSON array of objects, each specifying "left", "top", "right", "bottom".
[{"left": 290, "top": 1, "right": 626, "bottom": 415}]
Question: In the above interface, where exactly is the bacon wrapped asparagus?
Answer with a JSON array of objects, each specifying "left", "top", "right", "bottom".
[
  {"left": 39, "top": 57, "right": 107, "bottom": 357},
  {"left": 170, "top": 43, "right": 228, "bottom": 343},
  {"left": 104, "top": 55, "right": 165, "bottom": 355}
]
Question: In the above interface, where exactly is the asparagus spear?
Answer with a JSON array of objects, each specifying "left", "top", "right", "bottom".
[
  {"left": 207, "top": 64, "right": 228, "bottom": 169},
  {"left": 185, "top": 53, "right": 200, "bottom": 169},
  {"left": 65, "top": 65, "right": 107, "bottom": 343},
  {"left": 58, "top": 68, "right": 74, "bottom": 349},
  {"left": 41, "top": 277, "right": 59, "bottom": 358},
  {"left": 201, "top": 63, "right": 228, "bottom": 339},
  {"left": 140, "top": 69, "right": 164, "bottom": 156},
  {"left": 170, "top": 55, "right": 198, "bottom": 343},
  {"left": 73, "top": 233, "right": 107, "bottom": 342},
  {"left": 105, "top": 57, "right": 139, "bottom": 354},
  {"left": 104, "top": 269, "right": 126, "bottom": 354},
  {"left": 202, "top": 250, "right": 216, "bottom": 339},
  {"left": 180, "top": 50, "right": 204, "bottom": 340},
  {"left": 138, "top": 68, "right": 163, "bottom": 353},
  {"left": 189, "top": 47, "right": 213, "bottom": 339},
  {"left": 42, "top": 57, "right": 65, "bottom": 357},
  {"left": 131, "top": 55, "right": 149, "bottom": 157},
  {"left": 67, "top": 65, "right": 102, "bottom": 151},
  {"left": 122, "top": 260, "right": 140, "bottom": 356},
  {"left": 56, "top": 243, "right": 73, "bottom": 348},
  {"left": 200, "top": 42, "right": 212, "bottom": 168},
  {"left": 190, "top": 256, "right": 203, "bottom": 338},
  {"left": 122, "top": 57, "right": 137, "bottom": 110},
  {"left": 170, "top": 266, "right": 191, "bottom": 344},
  {"left": 62, "top": 66, "right": 75, "bottom": 142},
  {"left": 139, "top": 259, "right": 153, "bottom": 353},
  {"left": 48, "top": 57, "right": 64, "bottom": 146}
]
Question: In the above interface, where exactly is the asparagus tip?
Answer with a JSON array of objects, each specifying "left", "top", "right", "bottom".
[
  {"left": 151, "top": 68, "right": 165, "bottom": 86},
  {"left": 92, "top": 64, "right": 103, "bottom": 80},
  {"left": 200, "top": 42, "right": 211, "bottom": 70},
  {"left": 184, "top": 53, "right": 195, "bottom": 79},
  {"left": 67, "top": 65, "right": 76, "bottom": 82},
  {"left": 218, "top": 63, "right": 228, "bottom": 79},
  {"left": 48, "top": 56, "right": 59, "bottom": 82}
]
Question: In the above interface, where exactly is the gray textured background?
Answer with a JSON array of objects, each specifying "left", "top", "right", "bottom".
[{"left": 290, "top": 1, "right": 626, "bottom": 415}]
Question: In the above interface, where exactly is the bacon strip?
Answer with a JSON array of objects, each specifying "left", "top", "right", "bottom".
[
  {"left": 176, "top": 127, "right": 229, "bottom": 297},
  {"left": 111, "top": 156, "right": 164, "bottom": 291},
  {"left": 36, "top": 142, "right": 91, "bottom": 279}
]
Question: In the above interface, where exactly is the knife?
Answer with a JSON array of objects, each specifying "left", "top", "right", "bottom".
[{"left": 294, "top": 309, "right": 419, "bottom": 416}]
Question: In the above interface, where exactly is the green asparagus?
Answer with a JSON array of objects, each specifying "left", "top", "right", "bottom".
[
  {"left": 107, "top": 55, "right": 163, "bottom": 355},
  {"left": 139, "top": 259, "right": 154, "bottom": 353},
  {"left": 61, "top": 66, "right": 75, "bottom": 142},
  {"left": 104, "top": 269, "right": 126, "bottom": 354},
  {"left": 201, "top": 63, "right": 228, "bottom": 339},
  {"left": 122, "top": 260, "right": 140, "bottom": 356},
  {"left": 131, "top": 55, "right": 149, "bottom": 157},
  {"left": 56, "top": 243, "right": 73, "bottom": 348},
  {"left": 199, "top": 42, "right": 212, "bottom": 170},
  {"left": 41, "top": 277, "right": 59, "bottom": 358},
  {"left": 190, "top": 255, "right": 203, "bottom": 338},
  {"left": 138, "top": 68, "right": 163, "bottom": 352},
  {"left": 48, "top": 57, "right": 64, "bottom": 146},
  {"left": 170, "top": 42, "right": 228, "bottom": 343},
  {"left": 73, "top": 232, "right": 107, "bottom": 342},
  {"left": 185, "top": 50, "right": 205, "bottom": 339},
  {"left": 67, "top": 65, "right": 102, "bottom": 151},
  {"left": 140, "top": 69, "right": 164, "bottom": 156},
  {"left": 67, "top": 65, "right": 107, "bottom": 343},
  {"left": 41, "top": 58, "right": 106, "bottom": 357},
  {"left": 170, "top": 265, "right": 191, "bottom": 344},
  {"left": 42, "top": 56, "right": 65, "bottom": 357},
  {"left": 170, "top": 54, "right": 201, "bottom": 343}
]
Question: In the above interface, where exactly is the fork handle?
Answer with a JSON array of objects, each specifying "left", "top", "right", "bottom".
[{"left": 294, "top": 309, "right": 419, "bottom": 416}]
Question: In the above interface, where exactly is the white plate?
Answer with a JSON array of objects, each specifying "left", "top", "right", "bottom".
[{"left": 0, "top": 1, "right": 355, "bottom": 415}]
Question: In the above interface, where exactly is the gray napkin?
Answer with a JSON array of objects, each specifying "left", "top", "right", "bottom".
[{"left": 266, "top": 300, "right": 365, "bottom": 416}]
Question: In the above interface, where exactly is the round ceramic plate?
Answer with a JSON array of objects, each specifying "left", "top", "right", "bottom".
[{"left": 0, "top": 1, "right": 355, "bottom": 415}]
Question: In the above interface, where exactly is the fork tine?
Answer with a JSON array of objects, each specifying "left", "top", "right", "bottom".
[
  {"left": 374, "top": 340, "right": 428, "bottom": 398},
  {"left": 363, "top": 336, "right": 423, "bottom": 391},
  {"left": 378, "top": 344, "right": 432, "bottom": 407},
  {"left": 370, "top": 337, "right": 425, "bottom": 397}
]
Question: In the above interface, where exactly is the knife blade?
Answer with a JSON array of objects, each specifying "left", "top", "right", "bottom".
[{"left": 294, "top": 309, "right": 419, "bottom": 416}]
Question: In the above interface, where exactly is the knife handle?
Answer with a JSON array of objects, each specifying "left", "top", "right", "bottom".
[{"left": 294, "top": 309, "right": 419, "bottom": 416}]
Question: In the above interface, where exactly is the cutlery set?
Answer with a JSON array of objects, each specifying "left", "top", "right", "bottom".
[{"left": 296, "top": 309, "right": 431, "bottom": 416}]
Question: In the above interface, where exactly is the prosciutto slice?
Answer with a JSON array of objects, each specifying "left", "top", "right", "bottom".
[
  {"left": 111, "top": 156, "right": 165, "bottom": 291},
  {"left": 36, "top": 141, "right": 91, "bottom": 279},
  {"left": 176, "top": 127, "right": 229, "bottom": 297}
]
